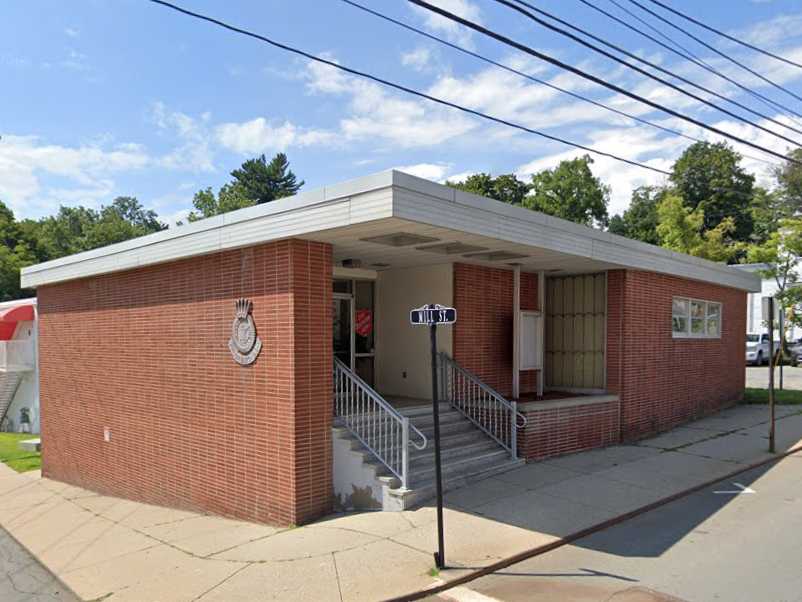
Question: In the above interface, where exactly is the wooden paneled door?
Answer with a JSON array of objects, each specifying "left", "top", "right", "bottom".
[{"left": 545, "top": 273, "right": 606, "bottom": 391}]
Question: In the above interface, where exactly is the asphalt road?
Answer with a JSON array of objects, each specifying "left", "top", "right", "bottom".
[
  {"left": 428, "top": 451, "right": 802, "bottom": 602},
  {"left": 746, "top": 365, "right": 802, "bottom": 390},
  {"left": 0, "top": 526, "right": 77, "bottom": 602}
]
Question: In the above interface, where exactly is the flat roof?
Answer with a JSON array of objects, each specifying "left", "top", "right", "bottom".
[{"left": 20, "top": 170, "right": 761, "bottom": 292}]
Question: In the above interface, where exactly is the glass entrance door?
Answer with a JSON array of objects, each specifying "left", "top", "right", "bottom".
[
  {"left": 333, "top": 279, "right": 375, "bottom": 386},
  {"left": 333, "top": 295, "right": 353, "bottom": 368}
]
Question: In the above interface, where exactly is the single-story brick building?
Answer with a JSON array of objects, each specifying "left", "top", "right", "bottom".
[{"left": 20, "top": 170, "right": 759, "bottom": 525}]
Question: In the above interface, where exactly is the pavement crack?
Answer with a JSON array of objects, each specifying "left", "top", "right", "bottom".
[
  {"left": 331, "top": 552, "right": 344, "bottom": 602},
  {"left": 192, "top": 561, "right": 251, "bottom": 601}
]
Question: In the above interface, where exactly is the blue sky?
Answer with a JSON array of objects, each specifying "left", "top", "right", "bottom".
[{"left": 3, "top": 0, "right": 802, "bottom": 225}]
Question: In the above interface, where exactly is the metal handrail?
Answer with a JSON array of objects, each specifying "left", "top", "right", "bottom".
[
  {"left": 333, "top": 358, "right": 426, "bottom": 489},
  {"left": 438, "top": 352, "right": 527, "bottom": 459}
]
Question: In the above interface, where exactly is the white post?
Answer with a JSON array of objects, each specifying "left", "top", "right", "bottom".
[
  {"left": 401, "top": 416, "right": 410, "bottom": 489},
  {"left": 537, "top": 270, "right": 545, "bottom": 398},
  {"left": 512, "top": 266, "right": 521, "bottom": 400}
]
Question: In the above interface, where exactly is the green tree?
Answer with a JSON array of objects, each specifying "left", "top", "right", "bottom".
[
  {"left": 608, "top": 185, "right": 664, "bottom": 244},
  {"left": 670, "top": 142, "right": 755, "bottom": 242},
  {"left": 525, "top": 155, "right": 610, "bottom": 228},
  {"left": 86, "top": 197, "right": 166, "bottom": 248},
  {"left": 187, "top": 183, "right": 254, "bottom": 222},
  {"left": 746, "top": 217, "right": 802, "bottom": 347},
  {"left": 774, "top": 148, "right": 802, "bottom": 216},
  {"left": 656, "top": 193, "right": 739, "bottom": 262},
  {"left": 446, "top": 173, "right": 530, "bottom": 206},
  {"left": 231, "top": 153, "right": 303, "bottom": 205},
  {"left": 0, "top": 201, "right": 38, "bottom": 301}
]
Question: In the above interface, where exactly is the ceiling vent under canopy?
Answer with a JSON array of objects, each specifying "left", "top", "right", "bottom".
[{"left": 360, "top": 232, "right": 440, "bottom": 247}]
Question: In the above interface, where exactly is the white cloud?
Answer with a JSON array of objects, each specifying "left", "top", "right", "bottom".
[
  {"left": 305, "top": 59, "right": 476, "bottom": 148},
  {"left": 401, "top": 47, "right": 433, "bottom": 71},
  {"left": 215, "top": 117, "right": 334, "bottom": 155},
  {"left": 395, "top": 162, "right": 453, "bottom": 181},
  {"left": 0, "top": 135, "right": 150, "bottom": 217},
  {"left": 150, "top": 102, "right": 215, "bottom": 172},
  {"left": 64, "top": 27, "right": 80, "bottom": 38},
  {"left": 411, "top": 0, "right": 481, "bottom": 49}
]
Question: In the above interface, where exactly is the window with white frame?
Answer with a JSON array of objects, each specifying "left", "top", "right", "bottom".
[{"left": 672, "top": 297, "right": 722, "bottom": 338}]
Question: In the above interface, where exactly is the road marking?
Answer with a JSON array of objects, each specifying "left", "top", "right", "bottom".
[{"left": 713, "top": 482, "right": 756, "bottom": 495}]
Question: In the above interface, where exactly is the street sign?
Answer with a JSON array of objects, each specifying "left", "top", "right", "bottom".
[
  {"left": 410, "top": 304, "right": 456, "bottom": 325},
  {"left": 409, "top": 302, "right": 456, "bottom": 570}
]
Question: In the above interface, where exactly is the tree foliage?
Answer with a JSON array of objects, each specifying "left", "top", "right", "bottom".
[
  {"left": 446, "top": 155, "right": 610, "bottom": 228},
  {"left": 230, "top": 153, "right": 303, "bottom": 205},
  {"left": 0, "top": 197, "right": 165, "bottom": 301},
  {"left": 446, "top": 173, "right": 529, "bottom": 206},
  {"left": 670, "top": 142, "right": 754, "bottom": 242},
  {"left": 525, "top": 155, "right": 610, "bottom": 228},
  {"left": 608, "top": 185, "right": 663, "bottom": 245},
  {"left": 656, "top": 193, "right": 739, "bottom": 262}
]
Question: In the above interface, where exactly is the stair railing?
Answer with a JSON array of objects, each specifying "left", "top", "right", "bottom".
[
  {"left": 334, "top": 358, "right": 426, "bottom": 489},
  {"left": 438, "top": 352, "right": 527, "bottom": 459}
]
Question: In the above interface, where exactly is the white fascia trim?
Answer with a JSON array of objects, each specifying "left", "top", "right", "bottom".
[
  {"left": 390, "top": 171, "right": 761, "bottom": 292},
  {"left": 21, "top": 169, "right": 761, "bottom": 292},
  {"left": 20, "top": 171, "right": 396, "bottom": 288}
]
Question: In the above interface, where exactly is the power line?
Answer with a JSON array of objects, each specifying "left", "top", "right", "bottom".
[
  {"left": 626, "top": 0, "right": 802, "bottom": 105},
  {"left": 580, "top": 0, "right": 802, "bottom": 132},
  {"left": 645, "top": 0, "right": 802, "bottom": 71},
  {"left": 493, "top": 0, "right": 802, "bottom": 148},
  {"left": 145, "top": 0, "right": 671, "bottom": 175},
  {"left": 408, "top": 0, "right": 800, "bottom": 164},
  {"left": 601, "top": 0, "right": 802, "bottom": 129},
  {"left": 342, "top": 0, "right": 777, "bottom": 167}
]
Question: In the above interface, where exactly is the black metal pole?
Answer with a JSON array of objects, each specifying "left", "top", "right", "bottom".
[
  {"left": 430, "top": 320, "right": 445, "bottom": 569},
  {"left": 768, "top": 298, "right": 776, "bottom": 454}
]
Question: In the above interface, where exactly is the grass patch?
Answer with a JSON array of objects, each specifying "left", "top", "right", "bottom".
[
  {"left": 743, "top": 388, "right": 802, "bottom": 405},
  {"left": 427, "top": 567, "right": 440, "bottom": 578},
  {"left": 0, "top": 433, "right": 41, "bottom": 472}
]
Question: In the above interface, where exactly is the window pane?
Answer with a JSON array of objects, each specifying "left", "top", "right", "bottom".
[
  {"left": 707, "top": 318, "right": 720, "bottom": 336},
  {"left": 707, "top": 303, "right": 721, "bottom": 319},
  {"left": 691, "top": 318, "right": 705, "bottom": 334},
  {"left": 691, "top": 301, "right": 705, "bottom": 319},
  {"left": 672, "top": 298, "right": 688, "bottom": 316},
  {"left": 673, "top": 316, "right": 687, "bottom": 333}
]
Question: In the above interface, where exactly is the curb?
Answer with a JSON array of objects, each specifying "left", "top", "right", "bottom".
[{"left": 386, "top": 443, "right": 802, "bottom": 602}]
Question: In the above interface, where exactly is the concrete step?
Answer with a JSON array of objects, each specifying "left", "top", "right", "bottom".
[
  {"left": 388, "top": 456, "right": 525, "bottom": 510},
  {"left": 415, "top": 419, "right": 476, "bottom": 440},
  {"left": 409, "top": 439, "right": 499, "bottom": 468},
  {"left": 410, "top": 448, "right": 511, "bottom": 486},
  {"left": 395, "top": 403, "right": 451, "bottom": 418},
  {"left": 406, "top": 410, "right": 466, "bottom": 430}
]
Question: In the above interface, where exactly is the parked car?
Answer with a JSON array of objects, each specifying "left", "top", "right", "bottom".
[
  {"left": 746, "top": 333, "right": 773, "bottom": 366},
  {"left": 788, "top": 338, "right": 802, "bottom": 366}
]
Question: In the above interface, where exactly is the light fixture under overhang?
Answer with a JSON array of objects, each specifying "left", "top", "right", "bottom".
[
  {"left": 416, "top": 242, "right": 489, "bottom": 255},
  {"left": 463, "top": 250, "right": 529, "bottom": 262},
  {"left": 360, "top": 232, "right": 440, "bottom": 247}
]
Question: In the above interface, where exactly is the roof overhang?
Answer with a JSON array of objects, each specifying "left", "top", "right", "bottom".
[{"left": 20, "top": 170, "right": 761, "bottom": 292}]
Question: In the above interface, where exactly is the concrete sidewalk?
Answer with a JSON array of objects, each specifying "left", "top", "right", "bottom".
[{"left": 1, "top": 404, "right": 801, "bottom": 602}]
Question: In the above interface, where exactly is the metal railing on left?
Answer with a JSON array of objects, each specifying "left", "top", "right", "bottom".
[{"left": 334, "top": 358, "right": 426, "bottom": 489}]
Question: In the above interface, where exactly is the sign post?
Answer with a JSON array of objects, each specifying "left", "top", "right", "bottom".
[
  {"left": 763, "top": 296, "right": 776, "bottom": 454},
  {"left": 410, "top": 303, "right": 456, "bottom": 570}
]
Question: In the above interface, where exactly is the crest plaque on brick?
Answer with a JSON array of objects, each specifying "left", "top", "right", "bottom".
[{"left": 228, "top": 298, "right": 262, "bottom": 365}]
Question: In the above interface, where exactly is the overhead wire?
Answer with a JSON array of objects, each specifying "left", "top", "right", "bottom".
[
  {"left": 341, "top": 0, "right": 777, "bottom": 167},
  {"left": 145, "top": 0, "right": 672, "bottom": 175},
  {"left": 490, "top": 0, "right": 802, "bottom": 148},
  {"left": 409, "top": 0, "right": 801, "bottom": 164}
]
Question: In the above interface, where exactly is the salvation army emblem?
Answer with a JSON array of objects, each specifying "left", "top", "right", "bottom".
[{"left": 228, "top": 298, "right": 262, "bottom": 366}]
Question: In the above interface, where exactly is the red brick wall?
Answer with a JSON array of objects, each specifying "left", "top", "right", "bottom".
[
  {"left": 518, "top": 399, "right": 620, "bottom": 461},
  {"left": 608, "top": 270, "right": 746, "bottom": 441},
  {"left": 37, "top": 239, "right": 332, "bottom": 526},
  {"left": 452, "top": 264, "right": 538, "bottom": 397}
]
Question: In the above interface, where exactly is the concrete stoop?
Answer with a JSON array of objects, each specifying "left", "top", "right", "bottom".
[{"left": 333, "top": 404, "right": 524, "bottom": 512}]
